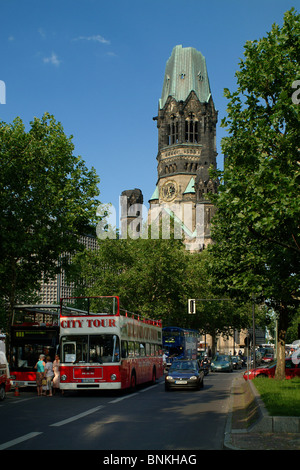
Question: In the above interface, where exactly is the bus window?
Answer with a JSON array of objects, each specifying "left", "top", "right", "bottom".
[
  {"left": 134, "top": 342, "right": 140, "bottom": 357},
  {"left": 128, "top": 341, "right": 135, "bottom": 358},
  {"left": 121, "top": 340, "right": 128, "bottom": 359},
  {"left": 62, "top": 342, "right": 76, "bottom": 363},
  {"left": 139, "top": 343, "right": 146, "bottom": 357},
  {"left": 61, "top": 334, "right": 121, "bottom": 364}
]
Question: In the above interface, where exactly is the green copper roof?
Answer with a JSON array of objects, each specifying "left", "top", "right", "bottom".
[
  {"left": 149, "top": 186, "right": 159, "bottom": 201},
  {"left": 159, "top": 45, "right": 211, "bottom": 109},
  {"left": 183, "top": 177, "right": 195, "bottom": 194}
]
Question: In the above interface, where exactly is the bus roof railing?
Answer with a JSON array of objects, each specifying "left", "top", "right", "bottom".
[
  {"left": 119, "top": 308, "right": 162, "bottom": 327},
  {"left": 14, "top": 304, "right": 60, "bottom": 310},
  {"left": 59, "top": 296, "right": 161, "bottom": 327},
  {"left": 12, "top": 304, "right": 61, "bottom": 325}
]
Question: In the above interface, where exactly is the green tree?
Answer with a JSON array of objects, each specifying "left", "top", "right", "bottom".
[
  {"left": 69, "top": 236, "right": 256, "bottom": 353},
  {"left": 68, "top": 237, "right": 189, "bottom": 326},
  {"left": 208, "top": 9, "right": 300, "bottom": 379},
  {"left": 186, "top": 250, "right": 256, "bottom": 355},
  {"left": 0, "top": 113, "right": 100, "bottom": 339}
]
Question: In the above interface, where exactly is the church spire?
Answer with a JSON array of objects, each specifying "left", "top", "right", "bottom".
[
  {"left": 159, "top": 45, "right": 211, "bottom": 109},
  {"left": 150, "top": 45, "right": 218, "bottom": 250}
]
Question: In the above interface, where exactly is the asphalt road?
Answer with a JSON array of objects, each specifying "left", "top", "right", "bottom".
[{"left": 0, "top": 370, "right": 240, "bottom": 452}]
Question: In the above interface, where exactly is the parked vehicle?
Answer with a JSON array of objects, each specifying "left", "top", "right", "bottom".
[
  {"left": 261, "top": 353, "right": 274, "bottom": 363},
  {"left": 232, "top": 355, "right": 243, "bottom": 369},
  {"left": 0, "top": 351, "right": 11, "bottom": 400},
  {"left": 210, "top": 355, "right": 233, "bottom": 372},
  {"left": 243, "top": 358, "right": 300, "bottom": 380},
  {"left": 165, "top": 359, "right": 204, "bottom": 391}
]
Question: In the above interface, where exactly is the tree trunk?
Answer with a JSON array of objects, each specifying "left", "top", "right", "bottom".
[
  {"left": 274, "top": 307, "right": 288, "bottom": 380},
  {"left": 210, "top": 331, "right": 217, "bottom": 357}
]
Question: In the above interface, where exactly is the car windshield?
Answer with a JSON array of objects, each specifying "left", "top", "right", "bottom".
[
  {"left": 214, "top": 355, "right": 229, "bottom": 362},
  {"left": 169, "top": 361, "right": 197, "bottom": 372}
]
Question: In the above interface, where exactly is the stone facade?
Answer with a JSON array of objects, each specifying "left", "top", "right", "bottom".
[{"left": 149, "top": 45, "right": 219, "bottom": 250}]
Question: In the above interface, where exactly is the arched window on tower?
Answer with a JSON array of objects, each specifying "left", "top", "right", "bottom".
[
  {"left": 167, "top": 115, "right": 179, "bottom": 145},
  {"left": 185, "top": 113, "right": 199, "bottom": 143}
]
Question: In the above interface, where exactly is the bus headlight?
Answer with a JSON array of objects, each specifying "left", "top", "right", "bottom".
[
  {"left": 110, "top": 374, "right": 117, "bottom": 381},
  {"left": 60, "top": 375, "right": 67, "bottom": 381}
]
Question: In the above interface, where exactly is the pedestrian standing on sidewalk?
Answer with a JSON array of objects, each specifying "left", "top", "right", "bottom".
[
  {"left": 44, "top": 356, "right": 54, "bottom": 396},
  {"left": 34, "top": 354, "right": 45, "bottom": 396},
  {"left": 52, "top": 354, "right": 61, "bottom": 395}
]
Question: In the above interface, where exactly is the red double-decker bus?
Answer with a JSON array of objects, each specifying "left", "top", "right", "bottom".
[
  {"left": 59, "top": 296, "right": 163, "bottom": 391},
  {"left": 9, "top": 305, "right": 60, "bottom": 388}
]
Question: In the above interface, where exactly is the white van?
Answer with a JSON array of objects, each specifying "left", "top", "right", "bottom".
[{"left": 0, "top": 350, "right": 11, "bottom": 400}]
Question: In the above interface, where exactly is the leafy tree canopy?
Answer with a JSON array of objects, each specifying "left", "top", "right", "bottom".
[
  {"left": 208, "top": 8, "right": 300, "bottom": 378},
  {"left": 0, "top": 113, "right": 100, "bottom": 332}
]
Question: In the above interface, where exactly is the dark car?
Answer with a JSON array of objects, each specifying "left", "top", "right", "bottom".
[{"left": 165, "top": 360, "right": 204, "bottom": 391}]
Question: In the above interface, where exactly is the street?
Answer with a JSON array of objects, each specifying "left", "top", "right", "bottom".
[{"left": 0, "top": 370, "right": 240, "bottom": 451}]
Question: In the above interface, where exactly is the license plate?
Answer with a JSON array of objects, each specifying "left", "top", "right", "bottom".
[
  {"left": 82, "top": 379, "right": 94, "bottom": 383},
  {"left": 175, "top": 380, "right": 187, "bottom": 384}
]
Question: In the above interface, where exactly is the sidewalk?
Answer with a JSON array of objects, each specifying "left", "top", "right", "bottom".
[{"left": 224, "top": 373, "right": 300, "bottom": 450}]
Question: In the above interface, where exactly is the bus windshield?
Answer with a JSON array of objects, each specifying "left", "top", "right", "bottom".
[
  {"left": 10, "top": 328, "right": 59, "bottom": 371},
  {"left": 61, "top": 334, "right": 120, "bottom": 364}
]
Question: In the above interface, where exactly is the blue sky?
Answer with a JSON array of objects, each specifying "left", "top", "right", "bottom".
[{"left": 0, "top": 0, "right": 297, "bottom": 224}]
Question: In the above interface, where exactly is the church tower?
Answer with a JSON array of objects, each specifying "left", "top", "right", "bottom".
[{"left": 149, "top": 45, "right": 218, "bottom": 250}]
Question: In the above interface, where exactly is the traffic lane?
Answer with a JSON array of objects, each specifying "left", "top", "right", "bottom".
[
  {"left": 73, "top": 371, "right": 235, "bottom": 450},
  {"left": 0, "top": 385, "right": 160, "bottom": 449},
  {"left": 0, "top": 372, "right": 239, "bottom": 450},
  {"left": 0, "top": 387, "right": 125, "bottom": 446},
  {"left": 0, "top": 384, "right": 163, "bottom": 450}
]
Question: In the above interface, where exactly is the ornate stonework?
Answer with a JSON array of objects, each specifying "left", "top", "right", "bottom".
[{"left": 149, "top": 45, "right": 219, "bottom": 250}]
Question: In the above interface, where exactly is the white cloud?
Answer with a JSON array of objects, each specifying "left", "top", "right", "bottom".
[
  {"left": 73, "top": 35, "right": 110, "bottom": 45},
  {"left": 43, "top": 52, "right": 61, "bottom": 67}
]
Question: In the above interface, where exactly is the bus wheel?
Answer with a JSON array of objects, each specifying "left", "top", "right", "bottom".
[{"left": 130, "top": 371, "right": 136, "bottom": 392}]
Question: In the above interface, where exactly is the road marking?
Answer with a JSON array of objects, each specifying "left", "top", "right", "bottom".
[
  {"left": 109, "top": 392, "right": 139, "bottom": 403},
  {"left": 139, "top": 384, "right": 159, "bottom": 392},
  {"left": 8, "top": 397, "right": 37, "bottom": 405},
  {"left": 50, "top": 406, "right": 104, "bottom": 427},
  {"left": 0, "top": 432, "right": 43, "bottom": 450}
]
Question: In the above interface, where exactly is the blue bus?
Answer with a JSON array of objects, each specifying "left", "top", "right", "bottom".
[{"left": 163, "top": 327, "right": 198, "bottom": 364}]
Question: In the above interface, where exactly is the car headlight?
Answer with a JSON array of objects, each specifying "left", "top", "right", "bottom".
[
  {"left": 166, "top": 376, "right": 173, "bottom": 381},
  {"left": 190, "top": 376, "right": 198, "bottom": 380}
]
